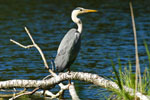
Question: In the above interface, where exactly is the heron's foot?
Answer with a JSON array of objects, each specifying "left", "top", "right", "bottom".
[{"left": 67, "top": 71, "right": 71, "bottom": 75}]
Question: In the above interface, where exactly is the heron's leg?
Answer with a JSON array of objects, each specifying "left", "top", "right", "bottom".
[{"left": 68, "top": 67, "right": 71, "bottom": 84}]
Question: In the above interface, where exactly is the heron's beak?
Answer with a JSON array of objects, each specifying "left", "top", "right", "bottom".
[{"left": 84, "top": 9, "right": 98, "bottom": 13}]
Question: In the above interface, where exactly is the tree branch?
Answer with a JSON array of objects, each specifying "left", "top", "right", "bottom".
[
  {"left": 69, "top": 82, "right": 80, "bottom": 100},
  {"left": 0, "top": 72, "right": 149, "bottom": 100},
  {"left": 10, "top": 27, "right": 54, "bottom": 75},
  {"left": 9, "top": 88, "right": 39, "bottom": 100}
]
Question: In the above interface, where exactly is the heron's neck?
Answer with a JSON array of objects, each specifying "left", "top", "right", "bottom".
[
  {"left": 77, "top": 19, "right": 82, "bottom": 33},
  {"left": 71, "top": 14, "right": 82, "bottom": 33}
]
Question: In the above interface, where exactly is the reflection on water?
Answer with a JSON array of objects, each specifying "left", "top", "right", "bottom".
[{"left": 0, "top": 0, "right": 150, "bottom": 99}]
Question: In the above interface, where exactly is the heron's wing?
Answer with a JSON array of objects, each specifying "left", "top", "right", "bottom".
[
  {"left": 57, "top": 28, "right": 78, "bottom": 54},
  {"left": 55, "top": 28, "right": 81, "bottom": 72}
]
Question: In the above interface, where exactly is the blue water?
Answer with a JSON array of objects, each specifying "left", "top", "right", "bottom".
[{"left": 0, "top": 0, "right": 150, "bottom": 99}]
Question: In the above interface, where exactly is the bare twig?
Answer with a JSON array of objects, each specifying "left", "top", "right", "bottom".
[
  {"left": 51, "top": 84, "right": 69, "bottom": 99},
  {"left": 69, "top": 82, "right": 80, "bottom": 100},
  {"left": 9, "top": 88, "right": 39, "bottom": 100},
  {"left": 24, "top": 27, "right": 49, "bottom": 69},
  {"left": 24, "top": 27, "right": 36, "bottom": 44},
  {"left": 10, "top": 27, "right": 58, "bottom": 76},
  {"left": 35, "top": 90, "right": 55, "bottom": 97},
  {"left": 0, "top": 88, "right": 26, "bottom": 98},
  {"left": 10, "top": 39, "right": 34, "bottom": 49},
  {"left": 129, "top": 2, "right": 142, "bottom": 100}
]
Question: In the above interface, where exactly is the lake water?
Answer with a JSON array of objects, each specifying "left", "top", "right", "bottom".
[{"left": 0, "top": 0, "right": 150, "bottom": 99}]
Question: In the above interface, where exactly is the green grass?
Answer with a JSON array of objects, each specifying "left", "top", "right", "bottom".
[
  {"left": 110, "top": 59, "right": 133, "bottom": 100},
  {"left": 108, "top": 42, "right": 150, "bottom": 100}
]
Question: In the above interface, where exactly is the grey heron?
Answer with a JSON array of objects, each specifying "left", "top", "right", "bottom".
[{"left": 54, "top": 7, "right": 97, "bottom": 72}]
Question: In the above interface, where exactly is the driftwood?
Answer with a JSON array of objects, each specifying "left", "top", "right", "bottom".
[{"left": 0, "top": 72, "right": 149, "bottom": 100}]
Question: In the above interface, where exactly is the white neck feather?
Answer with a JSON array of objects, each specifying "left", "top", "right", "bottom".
[{"left": 71, "top": 11, "right": 82, "bottom": 33}]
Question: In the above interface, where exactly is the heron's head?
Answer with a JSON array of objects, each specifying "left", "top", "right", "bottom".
[
  {"left": 72, "top": 7, "right": 97, "bottom": 16},
  {"left": 71, "top": 7, "right": 98, "bottom": 23}
]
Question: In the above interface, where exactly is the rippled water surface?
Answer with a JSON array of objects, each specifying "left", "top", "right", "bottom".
[{"left": 0, "top": 0, "right": 150, "bottom": 99}]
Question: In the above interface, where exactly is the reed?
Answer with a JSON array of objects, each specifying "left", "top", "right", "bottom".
[{"left": 129, "top": 3, "right": 142, "bottom": 99}]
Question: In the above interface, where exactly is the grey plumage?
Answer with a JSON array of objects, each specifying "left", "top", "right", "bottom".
[{"left": 55, "top": 29, "right": 81, "bottom": 72}]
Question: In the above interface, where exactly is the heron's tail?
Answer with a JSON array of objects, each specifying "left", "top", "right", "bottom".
[{"left": 50, "top": 57, "right": 56, "bottom": 72}]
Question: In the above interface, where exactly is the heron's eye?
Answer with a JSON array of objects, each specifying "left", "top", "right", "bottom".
[{"left": 80, "top": 9, "right": 83, "bottom": 11}]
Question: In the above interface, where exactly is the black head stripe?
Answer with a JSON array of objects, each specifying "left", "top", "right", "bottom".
[{"left": 75, "top": 7, "right": 83, "bottom": 10}]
